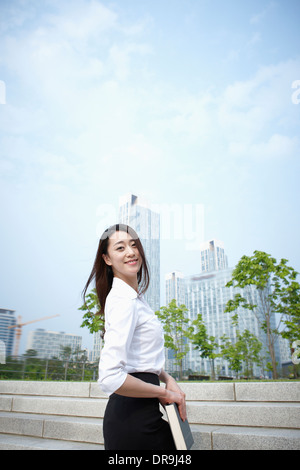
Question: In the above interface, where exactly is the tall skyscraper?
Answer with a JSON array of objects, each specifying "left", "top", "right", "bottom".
[
  {"left": 200, "top": 239, "right": 228, "bottom": 273},
  {"left": 0, "top": 308, "right": 16, "bottom": 357},
  {"left": 165, "top": 271, "right": 185, "bottom": 306},
  {"left": 184, "top": 268, "right": 277, "bottom": 377},
  {"left": 119, "top": 193, "right": 160, "bottom": 312},
  {"left": 165, "top": 240, "right": 282, "bottom": 378},
  {"left": 165, "top": 271, "right": 188, "bottom": 374}
]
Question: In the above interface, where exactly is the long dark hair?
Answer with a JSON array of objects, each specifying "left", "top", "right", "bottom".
[{"left": 82, "top": 224, "right": 150, "bottom": 317}]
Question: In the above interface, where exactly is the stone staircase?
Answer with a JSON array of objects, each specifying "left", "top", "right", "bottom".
[{"left": 0, "top": 380, "right": 299, "bottom": 450}]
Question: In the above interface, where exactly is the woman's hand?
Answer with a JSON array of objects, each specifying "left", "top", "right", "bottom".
[{"left": 159, "top": 376, "right": 187, "bottom": 422}]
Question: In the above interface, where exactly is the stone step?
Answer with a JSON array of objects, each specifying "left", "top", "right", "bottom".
[
  {"left": 0, "top": 411, "right": 104, "bottom": 444},
  {"left": 1, "top": 380, "right": 299, "bottom": 403},
  {"left": 0, "top": 412, "right": 299, "bottom": 450},
  {"left": 234, "top": 382, "right": 300, "bottom": 402},
  {"left": 210, "top": 426, "right": 300, "bottom": 450},
  {"left": 190, "top": 424, "right": 300, "bottom": 450},
  {"left": 178, "top": 381, "right": 300, "bottom": 402},
  {"left": 0, "top": 381, "right": 93, "bottom": 398},
  {"left": 187, "top": 401, "right": 300, "bottom": 429},
  {"left": 1, "top": 392, "right": 299, "bottom": 429},
  {"left": 0, "top": 433, "right": 104, "bottom": 450},
  {"left": 0, "top": 394, "right": 107, "bottom": 418}
]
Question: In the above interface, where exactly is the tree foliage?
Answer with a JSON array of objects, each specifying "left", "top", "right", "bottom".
[
  {"left": 187, "top": 313, "right": 219, "bottom": 379},
  {"left": 220, "top": 329, "right": 262, "bottom": 378},
  {"left": 156, "top": 299, "right": 190, "bottom": 379},
  {"left": 79, "top": 288, "right": 105, "bottom": 337},
  {"left": 225, "top": 250, "right": 300, "bottom": 378}
]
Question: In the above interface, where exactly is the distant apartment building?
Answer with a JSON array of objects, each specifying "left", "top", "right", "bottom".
[
  {"left": 0, "top": 308, "right": 16, "bottom": 357},
  {"left": 119, "top": 193, "right": 160, "bottom": 312},
  {"left": 26, "top": 329, "right": 82, "bottom": 359},
  {"left": 91, "top": 330, "right": 103, "bottom": 362}
]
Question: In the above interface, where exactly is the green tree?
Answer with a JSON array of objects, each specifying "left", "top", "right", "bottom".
[
  {"left": 156, "top": 299, "right": 190, "bottom": 380},
  {"left": 237, "top": 329, "right": 263, "bottom": 377},
  {"left": 60, "top": 346, "right": 73, "bottom": 380},
  {"left": 188, "top": 314, "right": 219, "bottom": 379},
  {"left": 23, "top": 349, "right": 38, "bottom": 358},
  {"left": 225, "top": 251, "right": 299, "bottom": 379},
  {"left": 219, "top": 335, "right": 243, "bottom": 378},
  {"left": 79, "top": 288, "right": 105, "bottom": 337},
  {"left": 278, "top": 280, "right": 300, "bottom": 377}
]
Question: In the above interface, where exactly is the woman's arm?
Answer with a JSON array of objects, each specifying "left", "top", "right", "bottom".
[
  {"left": 115, "top": 372, "right": 186, "bottom": 421},
  {"left": 114, "top": 374, "right": 167, "bottom": 399},
  {"left": 159, "top": 369, "right": 187, "bottom": 421}
]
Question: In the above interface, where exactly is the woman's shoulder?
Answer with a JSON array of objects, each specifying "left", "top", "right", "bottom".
[
  {"left": 105, "top": 284, "right": 136, "bottom": 313},
  {"left": 104, "top": 290, "right": 137, "bottom": 328},
  {"left": 109, "top": 277, "right": 138, "bottom": 300}
]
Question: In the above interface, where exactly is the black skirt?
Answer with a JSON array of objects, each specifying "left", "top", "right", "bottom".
[{"left": 103, "top": 372, "right": 176, "bottom": 450}]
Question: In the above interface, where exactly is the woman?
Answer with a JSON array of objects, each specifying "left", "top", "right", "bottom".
[{"left": 83, "top": 224, "right": 186, "bottom": 450}]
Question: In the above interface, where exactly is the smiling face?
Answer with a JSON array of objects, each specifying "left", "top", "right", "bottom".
[{"left": 102, "top": 230, "right": 142, "bottom": 290}]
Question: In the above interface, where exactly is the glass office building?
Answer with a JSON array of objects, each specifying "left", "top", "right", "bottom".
[
  {"left": 184, "top": 268, "right": 271, "bottom": 377},
  {"left": 165, "top": 241, "right": 282, "bottom": 378},
  {"left": 119, "top": 193, "right": 160, "bottom": 312},
  {"left": 199, "top": 239, "right": 228, "bottom": 273}
]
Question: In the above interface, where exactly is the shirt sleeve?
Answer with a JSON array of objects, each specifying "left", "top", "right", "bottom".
[{"left": 98, "top": 295, "right": 137, "bottom": 396}]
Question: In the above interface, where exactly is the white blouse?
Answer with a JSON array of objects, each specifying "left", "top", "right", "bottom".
[{"left": 98, "top": 277, "right": 165, "bottom": 396}]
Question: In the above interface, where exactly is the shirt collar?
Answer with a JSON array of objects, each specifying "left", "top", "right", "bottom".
[{"left": 111, "top": 277, "right": 138, "bottom": 299}]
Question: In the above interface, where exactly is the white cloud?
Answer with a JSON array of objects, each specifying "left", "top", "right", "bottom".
[
  {"left": 46, "top": 0, "right": 117, "bottom": 41},
  {"left": 229, "top": 134, "right": 300, "bottom": 160},
  {"left": 1, "top": 0, "right": 299, "bottom": 204},
  {"left": 147, "top": 90, "right": 216, "bottom": 147},
  {"left": 0, "top": 1, "right": 149, "bottom": 100},
  {"left": 145, "top": 58, "right": 300, "bottom": 165},
  {"left": 108, "top": 43, "right": 152, "bottom": 81},
  {"left": 246, "top": 31, "right": 262, "bottom": 48},
  {"left": 217, "top": 59, "right": 300, "bottom": 158},
  {"left": 250, "top": 2, "right": 276, "bottom": 25},
  {"left": 0, "top": 1, "right": 157, "bottom": 190}
]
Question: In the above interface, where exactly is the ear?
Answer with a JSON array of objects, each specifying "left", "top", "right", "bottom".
[{"left": 102, "top": 253, "right": 112, "bottom": 266}]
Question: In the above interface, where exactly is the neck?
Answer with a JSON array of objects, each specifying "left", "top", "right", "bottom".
[{"left": 114, "top": 274, "right": 139, "bottom": 293}]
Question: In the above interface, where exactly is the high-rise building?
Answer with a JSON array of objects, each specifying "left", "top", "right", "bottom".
[
  {"left": 91, "top": 331, "right": 103, "bottom": 362},
  {"left": 200, "top": 239, "right": 228, "bottom": 273},
  {"left": 26, "top": 329, "right": 82, "bottom": 359},
  {"left": 165, "top": 271, "right": 188, "bottom": 374},
  {"left": 184, "top": 268, "right": 277, "bottom": 377},
  {"left": 165, "top": 271, "right": 185, "bottom": 305},
  {"left": 119, "top": 193, "right": 160, "bottom": 312},
  {"left": 165, "top": 240, "right": 282, "bottom": 378},
  {"left": 0, "top": 308, "right": 16, "bottom": 357}
]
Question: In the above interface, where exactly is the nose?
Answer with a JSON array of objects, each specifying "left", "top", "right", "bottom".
[{"left": 126, "top": 245, "right": 135, "bottom": 256}]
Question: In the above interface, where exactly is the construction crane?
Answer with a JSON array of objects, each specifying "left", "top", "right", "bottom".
[{"left": 7, "top": 314, "right": 60, "bottom": 357}]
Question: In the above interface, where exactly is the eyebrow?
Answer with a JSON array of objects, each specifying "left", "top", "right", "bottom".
[{"left": 113, "top": 239, "right": 136, "bottom": 247}]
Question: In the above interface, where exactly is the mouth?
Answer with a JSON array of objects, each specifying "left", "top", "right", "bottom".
[{"left": 125, "top": 259, "right": 139, "bottom": 265}]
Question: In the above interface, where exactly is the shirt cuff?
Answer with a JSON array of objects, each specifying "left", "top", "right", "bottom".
[{"left": 98, "top": 369, "right": 127, "bottom": 396}]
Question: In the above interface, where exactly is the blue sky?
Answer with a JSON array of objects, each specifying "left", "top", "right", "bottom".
[{"left": 0, "top": 0, "right": 299, "bottom": 354}]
